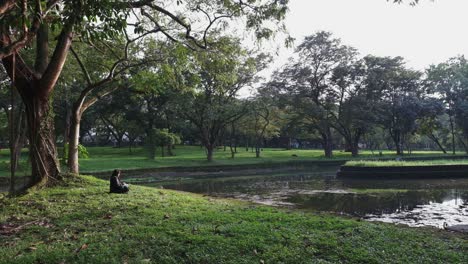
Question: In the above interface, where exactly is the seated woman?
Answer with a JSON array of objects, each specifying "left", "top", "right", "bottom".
[{"left": 110, "top": 169, "right": 129, "bottom": 193}]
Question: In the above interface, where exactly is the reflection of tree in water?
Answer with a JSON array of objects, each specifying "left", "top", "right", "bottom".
[
  {"left": 459, "top": 190, "right": 468, "bottom": 202},
  {"left": 341, "top": 178, "right": 468, "bottom": 190},
  {"left": 163, "top": 174, "right": 335, "bottom": 195},
  {"left": 287, "top": 190, "right": 468, "bottom": 216},
  {"left": 160, "top": 173, "right": 468, "bottom": 217}
]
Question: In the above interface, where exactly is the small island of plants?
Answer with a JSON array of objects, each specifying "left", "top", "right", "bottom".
[{"left": 338, "top": 159, "right": 468, "bottom": 178}]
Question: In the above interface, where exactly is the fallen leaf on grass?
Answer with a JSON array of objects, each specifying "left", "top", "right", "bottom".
[
  {"left": 36, "top": 219, "right": 54, "bottom": 228},
  {"left": 0, "top": 223, "right": 19, "bottom": 235},
  {"left": 0, "top": 219, "right": 52, "bottom": 236},
  {"left": 7, "top": 216, "right": 21, "bottom": 222},
  {"left": 27, "top": 247, "right": 37, "bottom": 252},
  {"left": 103, "top": 214, "right": 113, "bottom": 219},
  {"left": 75, "top": 244, "right": 88, "bottom": 254}
]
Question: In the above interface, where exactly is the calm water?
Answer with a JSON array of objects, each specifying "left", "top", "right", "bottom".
[{"left": 142, "top": 171, "right": 468, "bottom": 229}]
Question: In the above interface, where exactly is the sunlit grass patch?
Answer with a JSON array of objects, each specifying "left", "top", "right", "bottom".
[{"left": 345, "top": 159, "right": 468, "bottom": 167}]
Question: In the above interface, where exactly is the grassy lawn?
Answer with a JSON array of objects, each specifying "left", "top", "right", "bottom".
[
  {"left": 0, "top": 176, "right": 466, "bottom": 264},
  {"left": 345, "top": 159, "right": 468, "bottom": 167},
  {"left": 0, "top": 146, "right": 462, "bottom": 177}
]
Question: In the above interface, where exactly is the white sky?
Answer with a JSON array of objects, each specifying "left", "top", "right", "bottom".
[{"left": 273, "top": 0, "right": 468, "bottom": 70}]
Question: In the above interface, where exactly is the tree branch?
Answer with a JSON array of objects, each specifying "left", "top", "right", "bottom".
[
  {"left": 70, "top": 46, "right": 93, "bottom": 86},
  {"left": 39, "top": 25, "right": 74, "bottom": 96}
]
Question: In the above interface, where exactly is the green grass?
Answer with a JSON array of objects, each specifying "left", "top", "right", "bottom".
[
  {"left": 345, "top": 159, "right": 468, "bottom": 167},
  {"left": 0, "top": 176, "right": 466, "bottom": 263},
  {"left": 0, "top": 146, "right": 463, "bottom": 177},
  {"left": 349, "top": 188, "right": 410, "bottom": 194}
]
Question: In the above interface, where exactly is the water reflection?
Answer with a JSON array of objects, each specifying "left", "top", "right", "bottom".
[{"left": 146, "top": 172, "right": 468, "bottom": 229}]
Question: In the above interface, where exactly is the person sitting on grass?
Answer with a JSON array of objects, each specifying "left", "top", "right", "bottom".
[{"left": 110, "top": 169, "right": 129, "bottom": 193}]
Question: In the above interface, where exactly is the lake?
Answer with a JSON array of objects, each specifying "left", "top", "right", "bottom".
[{"left": 141, "top": 169, "right": 468, "bottom": 229}]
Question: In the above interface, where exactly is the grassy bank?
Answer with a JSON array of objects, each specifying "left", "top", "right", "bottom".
[
  {"left": 0, "top": 176, "right": 466, "bottom": 263},
  {"left": 0, "top": 146, "right": 462, "bottom": 177},
  {"left": 345, "top": 159, "right": 468, "bottom": 167}
]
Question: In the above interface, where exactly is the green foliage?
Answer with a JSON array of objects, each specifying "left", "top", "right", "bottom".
[
  {"left": 77, "top": 144, "right": 90, "bottom": 159},
  {"left": 62, "top": 143, "right": 90, "bottom": 164},
  {"left": 345, "top": 159, "right": 468, "bottom": 167},
  {"left": 145, "top": 129, "right": 181, "bottom": 159}
]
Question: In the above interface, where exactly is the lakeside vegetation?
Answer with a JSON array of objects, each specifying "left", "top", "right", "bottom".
[
  {"left": 0, "top": 176, "right": 466, "bottom": 264},
  {"left": 345, "top": 159, "right": 468, "bottom": 167},
  {"left": 0, "top": 146, "right": 464, "bottom": 178}
]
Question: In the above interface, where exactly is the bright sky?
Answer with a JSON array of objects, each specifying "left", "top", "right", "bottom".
[{"left": 274, "top": 0, "right": 468, "bottom": 70}]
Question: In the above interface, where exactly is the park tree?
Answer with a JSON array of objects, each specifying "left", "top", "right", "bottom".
[
  {"left": 275, "top": 31, "right": 358, "bottom": 157},
  {"left": 64, "top": 37, "right": 176, "bottom": 173},
  {"left": 181, "top": 38, "right": 267, "bottom": 161},
  {"left": 363, "top": 55, "right": 423, "bottom": 155},
  {"left": 426, "top": 56, "right": 468, "bottom": 154},
  {"left": 128, "top": 42, "right": 190, "bottom": 159},
  {"left": 66, "top": 39, "right": 143, "bottom": 173},
  {"left": 416, "top": 98, "right": 448, "bottom": 153},
  {"left": 0, "top": 0, "right": 290, "bottom": 188},
  {"left": 328, "top": 60, "right": 372, "bottom": 156},
  {"left": 243, "top": 92, "right": 281, "bottom": 158}
]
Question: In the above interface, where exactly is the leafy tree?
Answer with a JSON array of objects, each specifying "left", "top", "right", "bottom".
[
  {"left": 181, "top": 38, "right": 266, "bottom": 161},
  {"left": 274, "top": 31, "right": 358, "bottom": 157},
  {"left": 244, "top": 88, "right": 282, "bottom": 158},
  {"left": 416, "top": 99, "right": 447, "bottom": 153},
  {"left": 363, "top": 56, "right": 423, "bottom": 155},
  {"left": 426, "top": 56, "right": 468, "bottom": 154},
  {"left": 146, "top": 128, "right": 181, "bottom": 159},
  {"left": 328, "top": 60, "right": 373, "bottom": 156}
]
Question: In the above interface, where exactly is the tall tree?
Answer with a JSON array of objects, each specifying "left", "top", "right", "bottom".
[
  {"left": 426, "top": 56, "right": 468, "bottom": 154},
  {"left": 364, "top": 56, "right": 423, "bottom": 155},
  {"left": 275, "top": 31, "right": 357, "bottom": 157},
  {"left": 182, "top": 39, "right": 266, "bottom": 161}
]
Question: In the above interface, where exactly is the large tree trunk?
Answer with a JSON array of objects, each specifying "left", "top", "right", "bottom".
[
  {"left": 350, "top": 142, "right": 359, "bottom": 157},
  {"left": 391, "top": 130, "right": 403, "bottom": 155},
  {"left": 63, "top": 103, "right": 71, "bottom": 159},
  {"left": 206, "top": 145, "right": 214, "bottom": 162},
  {"left": 67, "top": 108, "right": 82, "bottom": 174},
  {"left": 324, "top": 141, "right": 333, "bottom": 158},
  {"left": 23, "top": 95, "right": 61, "bottom": 188},
  {"left": 2, "top": 19, "right": 74, "bottom": 189},
  {"left": 167, "top": 143, "right": 174, "bottom": 156},
  {"left": 230, "top": 143, "right": 235, "bottom": 158},
  {"left": 321, "top": 128, "right": 333, "bottom": 158},
  {"left": 350, "top": 131, "right": 362, "bottom": 157},
  {"left": 9, "top": 109, "right": 27, "bottom": 194},
  {"left": 395, "top": 142, "right": 402, "bottom": 156},
  {"left": 449, "top": 115, "right": 456, "bottom": 155}
]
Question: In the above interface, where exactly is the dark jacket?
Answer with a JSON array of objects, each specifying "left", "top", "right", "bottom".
[{"left": 110, "top": 175, "right": 129, "bottom": 193}]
